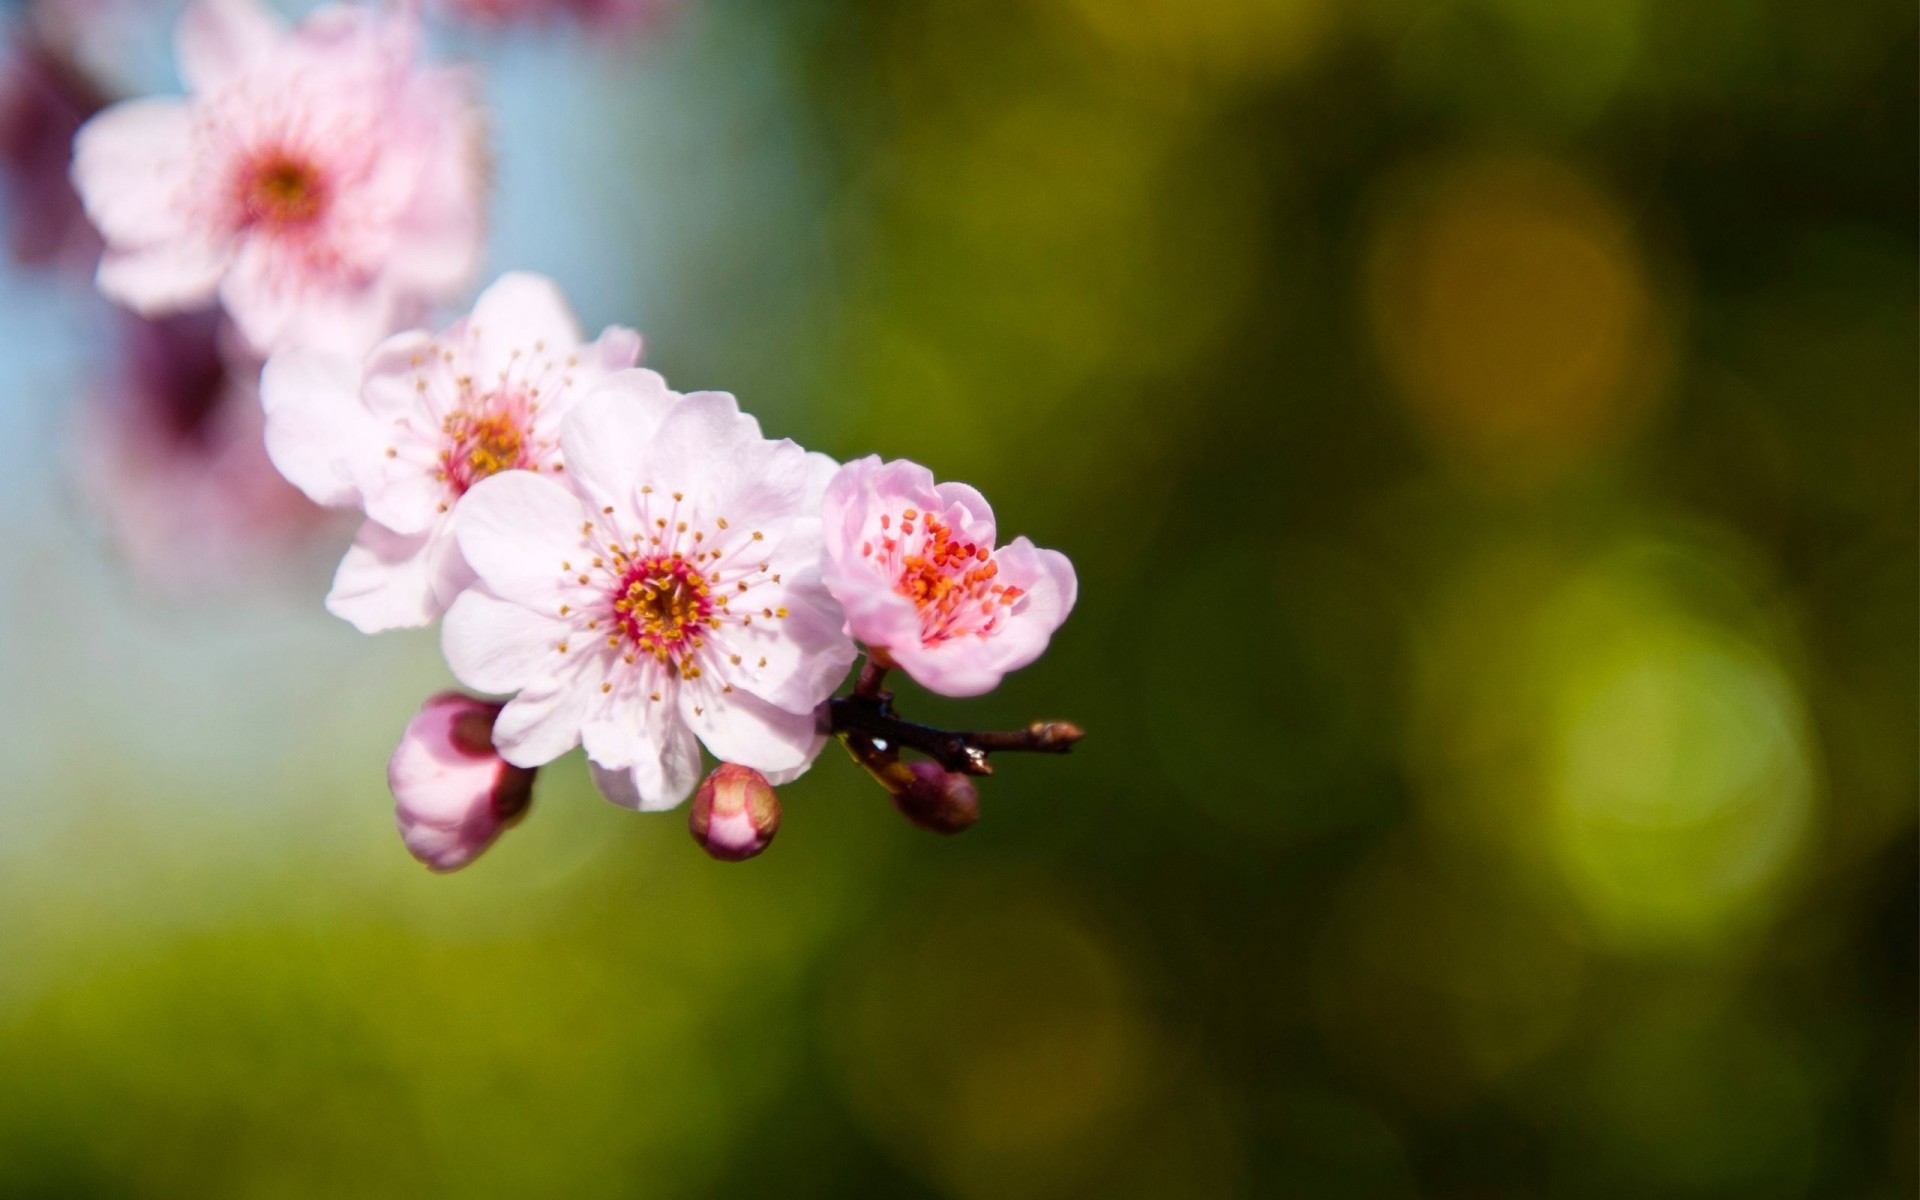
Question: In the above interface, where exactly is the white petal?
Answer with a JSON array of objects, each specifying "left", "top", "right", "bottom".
[
  {"left": 492, "top": 679, "right": 591, "bottom": 768},
  {"left": 96, "top": 239, "right": 226, "bottom": 316},
  {"left": 632, "top": 389, "right": 757, "bottom": 498},
  {"left": 441, "top": 589, "right": 571, "bottom": 695},
  {"left": 588, "top": 721, "right": 702, "bottom": 812},
  {"left": 70, "top": 99, "right": 196, "bottom": 247},
  {"left": 680, "top": 684, "right": 824, "bottom": 776},
  {"left": 175, "top": 0, "right": 282, "bottom": 94},
  {"left": 259, "top": 349, "right": 375, "bottom": 507},
  {"left": 221, "top": 241, "right": 396, "bottom": 357},
  {"left": 558, "top": 372, "right": 680, "bottom": 514},
  {"left": 467, "top": 272, "right": 584, "bottom": 380},
  {"left": 324, "top": 518, "right": 472, "bottom": 633},
  {"left": 360, "top": 460, "right": 444, "bottom": 538},
  {"left": 723, "top": 574, "right": 857, "bottom": 714},
  {"left": 453, "top": 471, "right": 586, "bottom": 607},
  {"left": 359, "top": 330, "right": 441, "bottom": 423}
]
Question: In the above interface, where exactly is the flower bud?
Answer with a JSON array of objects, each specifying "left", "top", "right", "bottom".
[
  {"left": 890, "top": 760, "right": 981, "bottom": 835},
  {"left": 389, "top": 692, "right": 535, "bottom": 872},
  {"left": 689, "top": 764, "right": 781, "bottom": 861}
]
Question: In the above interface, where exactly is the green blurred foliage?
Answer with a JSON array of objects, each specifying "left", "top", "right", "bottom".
[{"left": 0, "top": 0, "right": 1914, "bottom": 1195}]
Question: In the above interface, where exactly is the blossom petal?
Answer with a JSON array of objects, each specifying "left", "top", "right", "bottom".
[
  {"left": 491, "top": 678, "right": 590, "bottom": 768},
  {"left": 467, "top": 272, "right": 584, "bottom": 379},
  {"left": 632, "top": 389, "right": 757, "bottom": 497},
  {"left": 885, "top": 637, "right": 1009, "bottom": 699},
  {"left": 220, "top": 243, "right": 396, "bottom": 356},
  {"left": 175, "top": 0, "right": 282, "bottom": 94},
  {"left": 260, "top": 348, "right": 375, "bottom": 508},
  {"left": 558, "top": 372, "right": 680, "bottom": 515},
  {"left": 96, "top": 238, "right": 226, "bottom": 316},
  {"left": 679, "top": 684, "right": 823, "bottom": 776},
  {"left": 725, "top": 575, "right": 857, "bottom": 714},
  {"left": 70, "top": 98, "right": 196, "bottom": 247},
  {"left": 442, "top": 589, "right": 570, "bottom": 695},
  {"left": 324, "top": 518, "right": 472, "bottom": 633},
  {"left": 454, "top": 470, "right": 585, "bottom": 607},
  {"left": 588, "top": 721, "right": 702, "bottom": 812},
  {"left": 934, "top": 480, "right": 997, "bottom": 545},
  {"left": 987, "top": 541, "right": 1078, "bottom": 674}
]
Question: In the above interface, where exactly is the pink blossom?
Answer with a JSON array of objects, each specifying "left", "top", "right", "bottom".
[
  {"left": 69, "top": 0, "right": 485, "bottom": 356},
  {"left": 261, "top": 272, "right": 641, "bottom": 633},
  {"left": 441, "top": 379, "right": 856, "bottom": 811},
  {"left": 389, "top": 692, "right": 534, "bottom": 872},
  {"left": 73, "top": 310, "right": 333, "bottom": 593},
  {"left": 435, "top": 0, "right": 678, "bottom": 38},
  {"left": 820, "top": 456, "right": 1077, "bottom": 698}
]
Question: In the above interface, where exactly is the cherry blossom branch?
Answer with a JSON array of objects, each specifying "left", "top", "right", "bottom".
[{"left": 829, "top": 661, "right": 1084, "bottom": 777}]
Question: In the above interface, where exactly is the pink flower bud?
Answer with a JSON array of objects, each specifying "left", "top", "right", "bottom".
[
  {"left": 688, "top": 764, "right": 782, "bottom": 862},
  {"left": 890, "top": 760, "right": 981, "bottom": 835},
  {"left": 389, "top": 692, "right": 535, "bottom": 872}
]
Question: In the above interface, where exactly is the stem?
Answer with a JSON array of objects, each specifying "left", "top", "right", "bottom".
[
  {"left": 829, "top": 660, "right": 1084, "bottom": 776},
  {"left": 854, "top": 657, "right": 891, "bottom": 700}
]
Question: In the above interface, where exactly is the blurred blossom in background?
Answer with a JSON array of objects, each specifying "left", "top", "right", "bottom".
[{"left": 0, "top": 0, "right": 1913, "bottom": 1196}]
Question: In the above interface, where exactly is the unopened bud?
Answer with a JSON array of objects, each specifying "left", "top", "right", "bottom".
[
  {"left": 689, "top": 764, "right": 781, "bottom": 861},
  {"left": 389, "top": 692, "right": 535, "bottom": 872},
  {"left": 890, "top": 760, "right": 981, "bottom": 835}
]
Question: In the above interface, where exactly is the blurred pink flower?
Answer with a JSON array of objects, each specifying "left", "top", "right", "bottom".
[
  {"left": 389, "top": 691, "right": 534, "bottom": 872},
  {"left": 70, "top": 0, "right": 485, "bottom": 355},
  {"left": 0, "top": 34, "right": 104, "bottom": 270},
  {"left": 73, "top": 310, "right": 332, "bottom": 593},
  {"left": 261, "top": 272, "right": 641, "bottom": 633},
  {"left": 442, "top": 381, "right": 855, "bottom": 811},
  {"left": 687, "top": 762, "right": 780, "bottom": 861},
  {"left": 820, "top": 456, "right": 1077, "bottom": 697},
  {"left": 436, "top": 0, "right": 678, "bottom": 38}
]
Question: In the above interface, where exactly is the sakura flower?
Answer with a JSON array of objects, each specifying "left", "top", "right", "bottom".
[
  {"left": 820, "top": 456, "right": 1077, "bottom": 698},
  {"left": 261, "top": 271, "right": 642, "bottom": 633},
  {"left": 69, "top": 0, "right": 484, "bottom": 355},
  {"left": 442, "top": 379, "right": 857, "bottom": 811},
  {"left": 73, "top": 310, "right": 334, "bottom": 594},
  {"left": 390, "top": 692, "right": 534, "bottom": 872}
]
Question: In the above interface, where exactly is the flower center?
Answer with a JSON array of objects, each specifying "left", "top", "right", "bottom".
[
  {"left": 613, "top": 554, "right": 716, "bottom": 661},
  {"left": 877, "top": 508, "right": 1022, "bottom": 643},
  {"left": 237, "top": 152, "right": 328, "bottom": 228},
  {"left": 441, "top": 406, "right": 528, "bottom": 495}
]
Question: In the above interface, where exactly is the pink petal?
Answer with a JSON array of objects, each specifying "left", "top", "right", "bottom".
[
  {"left": 220, "top": 241, "right": 397, "bottom": 357},
  {"left": 632, "top": 389, "right": 757, "bottom": 498},
  {"left": 96, "top": 237, "right": 225, "bottom": 316},
  {"left": 558, "top": 373, "right": 680, "bottom": 517},
  {"left": 722, "top": 575, "right": 857, "bottom": 714},
  {"left": 70, "top": 98, "right": 195, "bottom": 247},
  {"left": 466, "top": 271, "right": 585, "bottom": 380},
  {"left": 441, "top": 589, "right": 570, "bottom": 695},
  {"left": 175, "top": 0, "right": 282, "bottom": 94},
  {"left": 324, "top": 517, "right": 472, "bottom": 633},
  {"left": 453, "top": 470, "right": 586, "bottom": 608},
  {"left": 259, "top": 348, "right": 375, "bottom": 508},
  {"left": 491, "top": 678, "right": 591, "bottom": 768},
  {"left": 587, "top": 721, "right": 702, "bottom": 812},
  {"left": 678, "top": 683, "right": 822, "bottom": 776},
  {"left": 985, "top": 539, "right": 1077, "bottom": 674}
]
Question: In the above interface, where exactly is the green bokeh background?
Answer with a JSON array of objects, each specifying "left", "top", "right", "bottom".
[{"left": 0, "top": 0, "right": 1913, "bottom": 1196}]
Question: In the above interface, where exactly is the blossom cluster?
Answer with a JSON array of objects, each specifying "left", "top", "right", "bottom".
[
  {"left": 51, "top": 0, "right": 1080, "bottom": 870},
  {"left": 263, "top": 270, "right": 1076, "bottom": 863}
]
